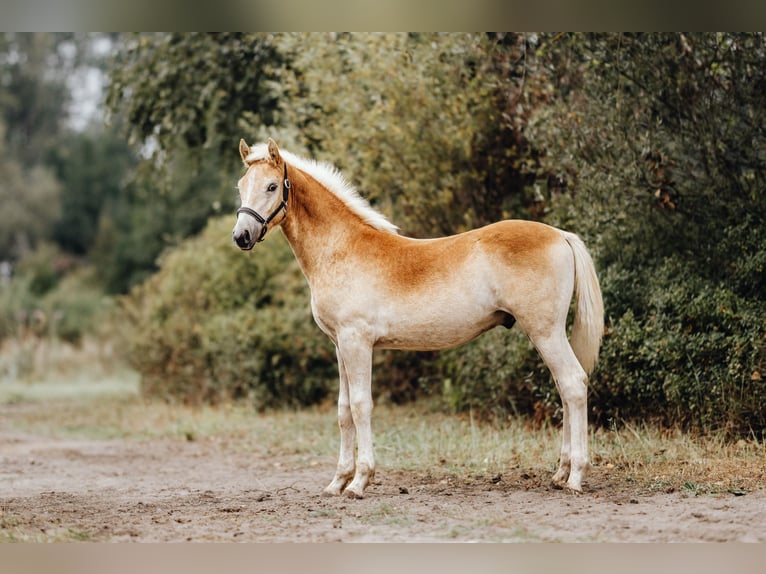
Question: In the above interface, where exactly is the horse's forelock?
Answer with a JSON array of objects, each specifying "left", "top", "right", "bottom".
[{"left": 245, "top": 143, "right": 271, "bottom": 165}]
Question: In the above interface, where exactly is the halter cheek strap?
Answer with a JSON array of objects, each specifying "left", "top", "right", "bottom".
[{"left": 236, "top": 162, "right": 291, "bottom": 243}]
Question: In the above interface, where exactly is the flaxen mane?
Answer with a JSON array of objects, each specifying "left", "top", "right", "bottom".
[{"left": 245, "top": 144, "right": 399, "bottom": 235}]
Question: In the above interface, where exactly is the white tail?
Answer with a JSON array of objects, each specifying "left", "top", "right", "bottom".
[{"left": 562, "top": 231, "right": 604, "bottom": 374}]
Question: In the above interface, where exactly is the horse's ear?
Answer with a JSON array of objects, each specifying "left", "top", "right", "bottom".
[
  {"left": 239, "top": 139, "right": 250, "bottom": 165},
  {"left": 267, "top": 138, "right": 281, "bottom": 165}
]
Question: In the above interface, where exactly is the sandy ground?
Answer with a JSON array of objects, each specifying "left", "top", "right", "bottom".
[{"left": 1, "top": 429, "right": 765, "bottom": 542}]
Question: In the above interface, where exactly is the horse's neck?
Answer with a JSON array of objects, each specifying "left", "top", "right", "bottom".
[{"left": 280, "top": 168, "right": 366, "bottom": 277}]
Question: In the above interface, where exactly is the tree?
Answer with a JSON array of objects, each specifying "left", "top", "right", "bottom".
[
  {"left": 0, "top": 33, "right": 119, "bottom": 262},
  {"left": 100, "top": 33, "right": 290, "bottom": 292},
  {"left": 0, "top": 120, "right": 60, "bottom": 260},
  {"left": 93, "top": 140, "right": 235, "bottom": 293},
  {"left": 46, "top": 129, "right": 135, "bottom": 255},
  {"left": 0, "top": 33, "right": 76, "bottom": 165},
  {"left": 271, "top": 33, "right": 541, "bottom": 237},
  {"left": 106, "top": 33, "right": 545, "bottom": 237},
  {"left": 106, "top": 33, "right": 284, "bottom": 166}
]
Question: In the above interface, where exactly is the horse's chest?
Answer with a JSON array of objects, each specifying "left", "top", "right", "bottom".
[
  {"left": 309, "top": 285, "right": 373, "bottom": 341},
  {"left": 309, "top": 290, "right": 348, "bottom": 341},
  {"left": 310, "top": 302, "right": 335, "bottom": 341}
]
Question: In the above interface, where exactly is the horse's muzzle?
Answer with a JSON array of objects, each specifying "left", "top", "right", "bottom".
[{"left": 233, "top": 228, "right": 255, "bottom": 251}]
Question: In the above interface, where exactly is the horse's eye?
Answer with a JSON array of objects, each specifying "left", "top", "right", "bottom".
[{"left": 267, "top": 183, "right": 278, "bottom": 192}]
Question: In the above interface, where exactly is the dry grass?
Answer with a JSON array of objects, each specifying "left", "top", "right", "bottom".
[{"left": 1, "top": 361, "right": 764, "bottom": 495}]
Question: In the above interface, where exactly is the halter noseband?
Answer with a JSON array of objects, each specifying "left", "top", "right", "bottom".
[{"left": 236, "top": 162, "right": 291, "bottom": 243}]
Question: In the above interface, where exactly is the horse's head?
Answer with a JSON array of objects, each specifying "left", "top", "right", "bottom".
[{"left": 232, "top": 138, "right": 290, "bottom": 250}]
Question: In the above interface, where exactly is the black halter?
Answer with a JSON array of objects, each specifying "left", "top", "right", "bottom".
[{"left": 236, "top": 162, "right": 291, "bottom": 243}]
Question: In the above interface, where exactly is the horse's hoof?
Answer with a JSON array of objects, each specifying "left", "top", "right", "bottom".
[
  {"left": 343, "top": 486, "right": 365, "bottom": 499},
  {"left": 551, "top": 468, "right": 570, "bottom": 484},
  {"left": 323, "top": 482, "right": 346, "bottom": 497},
  {"left": 566, "top": 486, "right": 583, "bottom": 495}
]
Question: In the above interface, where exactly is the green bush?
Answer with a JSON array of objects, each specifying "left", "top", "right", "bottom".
[
  {"left": 512, "top": 33, "right": 766, "bottom": 437},
  {"left": 42, "top": 270, "right": 109, "bottom": 345},
  {"left": 121, "top": 217, "right": 338, "bottom": 408},
  {"left": 592, "top": 259, "right": 766, "bottom": 435},
  {"left": 438, "top": 328, "right": 553, "bottom": 423},
  {"left": 0, "top": 275, "right": 35, "bottom": 341},
  {"left": 1, "top": 253, "right": 107, "bottom": 346}
]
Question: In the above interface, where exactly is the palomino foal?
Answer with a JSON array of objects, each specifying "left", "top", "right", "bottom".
[{"left": 233, "top": 138, "right": 604, "bottom": 498}]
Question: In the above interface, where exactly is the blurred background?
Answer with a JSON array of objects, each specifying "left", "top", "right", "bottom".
[{"left": 1, "top": 33, "right": 764, "bottom": 437}]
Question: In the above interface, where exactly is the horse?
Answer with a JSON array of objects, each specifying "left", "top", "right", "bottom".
[{"left": 232, "top": 138, "right": 604, "bottom": 498}]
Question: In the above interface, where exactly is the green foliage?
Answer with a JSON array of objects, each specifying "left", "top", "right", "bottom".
[
  {"left": 0, "top": 121, "right": 61, "bottom": 261},
  {"left": 47, "top": 129, "right": 135, "bottom": 255},
  {"left": 272, "top": 33, "right": 540, "bottom": 237},
  {"left": 594, "top": 260, "right": 766, "bottom": 433},
  {"left": 0, "top": 258, "right": 108, "bottom": 346},
  {"left": 0, "top": 34, "right": 80, "bottom": 260},
  {"left": 0, "top": 275, "right": 36, "bottom": 342},
  {"left": 92, "top": 140, "right": 235, "bottom": 294},
  {"left": 105, "top": 33, "right": 766, "bottom": 436},
  {"left": 439, "top": 328, "right": 552, "bottom": 422},
  {"left": 120, "top": 218, "right": 337, "bottom": 408},
  {"left": 41, "top": 269, "right": 108, "bottom": 345},
  {"left": 107, "top": 33, "right": 283, "bottom": 161},
  {"left": 0, "top": 33, "right": 74, "bottom": 165},
  {"left": 14, "top": 243, "right": 63, "bottom": 296},
  {"left": 525, "top": 33, "right": 766, "bottom": 435},
  {"left": 103, "top": 34, "right": 286, "bottom": 291}
]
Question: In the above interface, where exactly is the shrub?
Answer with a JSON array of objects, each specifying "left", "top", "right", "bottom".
[
  {"left": 121, "top": 217, "right": 338, "bottom": 408},
  {"left": 42, "top": 270, "right": 109, "bottom": 345},
  {"left": 1, "top": 253, "right": 107, "bottom": 346},
  {"left": 593, "top": 259, "right": 766, "bottom": 435},
  {"left": 438, "top": 328, "right": 554, "bottom": 424}
]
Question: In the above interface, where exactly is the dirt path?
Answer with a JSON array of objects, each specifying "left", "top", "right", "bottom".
[{"left": 2, "top": 430, "right": 764, "bottom": 542}]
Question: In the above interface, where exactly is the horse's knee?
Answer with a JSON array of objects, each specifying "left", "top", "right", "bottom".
[
  {"left": 337, "top": 401, "right": 353, "bottom": 427},
  {"left": 560, "top": 371, "right": 588, "bottom": 407},
  {"left": 350, "top": 397, "right": 373, "bottom": 422}
]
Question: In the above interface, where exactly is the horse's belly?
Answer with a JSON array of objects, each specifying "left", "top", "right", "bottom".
[{"left": 373, "top": 308, "right": 510, "bottom": 351}]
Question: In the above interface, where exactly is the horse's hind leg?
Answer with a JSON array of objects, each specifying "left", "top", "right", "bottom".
[
  {"left": 528, "top": 329, "right": 589, "bottom": 492},
  {"left": 551, "top": 398, "right": 571, "bottom": 486},
  {"left": 324, "top": 347, "right": 357, "bottom": 496}
]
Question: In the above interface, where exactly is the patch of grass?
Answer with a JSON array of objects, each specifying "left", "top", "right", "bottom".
[
  {"left": 1, "top": 370, "right": 764, "bottom": 494},
  {"left": 682, "top": 481, "right": 703, "bottom": 497},
  {"left": 0, "top": 369, "right": 340, "bottom": 451},
  {"left": 0, "top": 513, "right": 95, "bottom": 543},
  {"left": 358, "top": 502, "right": 414, "bottom": 527},
  {"left": 373, "top": 406, "right": 561, "bottom": 476},
  {"left": 0, "top": 370, "right": 139, "bottom": 404},
  {"left": 589, "top": 422, "right": 766, "bottom": 494}
]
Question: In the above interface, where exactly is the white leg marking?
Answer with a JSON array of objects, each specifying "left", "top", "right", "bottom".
[
  {"left": 324, "top": 347, "right": 356, "bottom": 496},
  {"left": 530, "top": 331, "right": 589, "bottom": 492},
  {"left": 335, "top": 333, "right": 374, "bottom": 499},
  {"left": 551, "top": 400, "right": 571, "bottom": 487}
]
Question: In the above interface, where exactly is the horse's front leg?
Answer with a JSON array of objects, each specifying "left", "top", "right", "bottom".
[
  {"left": 323, "top": 346, "right": 356, "bottom": 496},
  {"left": 335, "top": 332, "right": 374, "bottom": 499}
]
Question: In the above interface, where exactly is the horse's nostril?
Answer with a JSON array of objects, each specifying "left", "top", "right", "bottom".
[{"left": 234, "top": 229, "right": 252, "bottom": 248}]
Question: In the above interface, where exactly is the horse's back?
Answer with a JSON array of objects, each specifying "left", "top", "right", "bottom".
[{"left": 472, "top": 219, "right": 565, "bottom": 258}]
